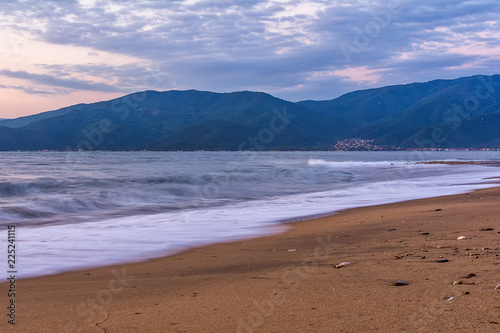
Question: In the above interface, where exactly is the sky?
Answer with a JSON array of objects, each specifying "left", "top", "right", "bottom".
[{"left": 0, "top": 0, "right": 499, "bottom": 118}]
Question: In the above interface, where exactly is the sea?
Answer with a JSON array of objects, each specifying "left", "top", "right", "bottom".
[{"left": 1, "top": 151, "right": 499, "bottom": 278}]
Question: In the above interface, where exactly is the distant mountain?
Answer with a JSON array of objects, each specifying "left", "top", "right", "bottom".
[
  {"left": 297, "top": 77, "right": 471, "bottom": 127},
  {"left": 0, "top": 75, "right": 499, "bottom": 150},
  {"left": 0, "top": 105, "right": 83, "bottom": 128},
  {"left": 0, "top": 90, "right": 347, "bottom": 150},
  {"left": 355, "top": 75, "right": 500, "bottom": 148},
  {"left": 299, "top": 74, "right": 500, "bottom": 149}
]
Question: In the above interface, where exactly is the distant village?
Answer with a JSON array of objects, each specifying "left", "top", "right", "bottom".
[
  {"left": 329, "top": 138, "right": 500, "bottom": 151},
  {"left": 330, "top": 138, "right": 388, "bottom": 151},
  {"left": 28, "top": 137, "right": 500, "bottom": 152}
]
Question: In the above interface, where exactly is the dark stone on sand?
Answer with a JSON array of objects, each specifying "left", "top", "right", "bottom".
[
  {"left": 421, "top": 232, "right": 430, "bottom": 235},
  {"left": 436, "top": 259, "right": 449, "bottom": 263},
  {"left": 393, "top": 280, "right": 408, "bottom": 286},
  {"left": 480, "top": 228, "right": 494, "bottom": 231},
  {"left": 464, "top": 273, "right": 476, "bottom": 279},
  {"left": 435, "top": 209, "right": 442, "bottom": 211}
]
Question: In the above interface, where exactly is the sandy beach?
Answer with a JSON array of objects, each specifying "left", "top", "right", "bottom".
[{"left": 2, "top": 187, "right": 500, "bottom": 332}]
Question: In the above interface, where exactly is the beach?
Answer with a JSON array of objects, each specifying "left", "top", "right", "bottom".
[{"left": 2, "top": 186, "right": 500, "bottom": 332}]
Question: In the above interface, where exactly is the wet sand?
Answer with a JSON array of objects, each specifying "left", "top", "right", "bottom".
[{"left": 2, "top": 187, "right": 500, "bottom": 332}]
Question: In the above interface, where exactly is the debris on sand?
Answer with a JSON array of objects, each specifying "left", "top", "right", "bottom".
[{"left": 333, "top": 262, "right": 355, "bottom": 269}]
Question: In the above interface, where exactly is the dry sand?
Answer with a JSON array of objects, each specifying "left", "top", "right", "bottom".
[{"left": 2, "top": 187, "right": 500, "bottom": 332}]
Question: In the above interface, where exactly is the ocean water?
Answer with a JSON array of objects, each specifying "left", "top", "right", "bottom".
[{"left": 1, "top": 151, "right": 499, "bottom": 278}]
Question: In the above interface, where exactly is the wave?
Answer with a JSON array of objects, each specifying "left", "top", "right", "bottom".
[
  {"left": 0, "top": 179, "right": 65, "bottom": 198},
  {"left": 0, "top": 174, "right": 224, "bottom": 199},
  {"left": 307, "top": 159, "right": 403, "bottom": 168},
  {"left": 2, "top": 153, "right": 497, "bottom": 228},
  {"left": 0, "top": 181, "right": 33, "bottom": 197}
]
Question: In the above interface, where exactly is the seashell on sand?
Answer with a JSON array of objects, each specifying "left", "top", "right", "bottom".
[{"left": 334, "top": 262, "right": 355, "bottom": 268}]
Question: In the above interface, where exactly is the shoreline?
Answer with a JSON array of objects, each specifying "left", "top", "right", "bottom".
[
  {"left": 3, "top": 187, "right": 500, "bottom": 332},
  {"left": 11, "top": 168, "right": 500, "bottom": 280}
]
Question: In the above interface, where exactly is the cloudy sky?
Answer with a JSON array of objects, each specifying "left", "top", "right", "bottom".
[{"left": 1, "top": 0, "right": 499, "bottom": 118}]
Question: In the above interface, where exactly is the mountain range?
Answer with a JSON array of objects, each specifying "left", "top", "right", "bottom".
[{"left": 1, "top": 74, "right": 499, "bottom": 151}]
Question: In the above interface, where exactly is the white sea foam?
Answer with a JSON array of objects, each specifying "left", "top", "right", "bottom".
[{"left": 307, "top": 158, "right": 402, "bottom": 167}]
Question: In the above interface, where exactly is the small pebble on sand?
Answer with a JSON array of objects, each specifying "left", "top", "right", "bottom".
[
  {"left": 464, "top": 273, "right": 476, "bottom": 279},
  {"left": 393, "top": 280, "right": 408, "bottom": 286}
]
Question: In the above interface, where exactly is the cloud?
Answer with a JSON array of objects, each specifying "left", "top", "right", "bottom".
[
  {"left": 1, "top": 0, "right": 500, "bottom": 107},
  {"left": 0, "top": 69, "right": 122, "bottom": 92},
  {"left": 0, "top": 82, "right": 61, "bottom": 95},
  {"left": 331, "top": 67, "right": 383, "bottom": 85},
  {"left": 13, "top": 86, "right": 57, "bottom": 95}
]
